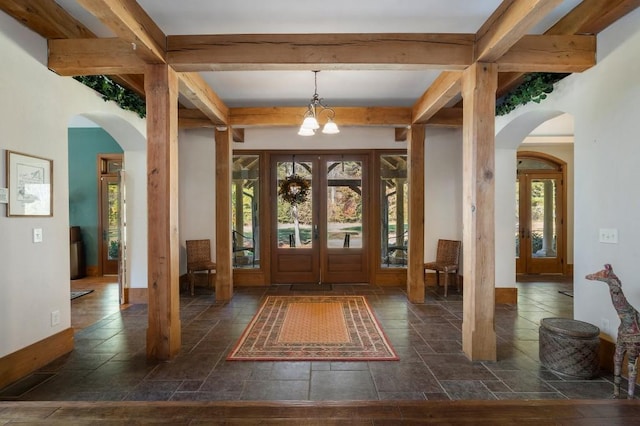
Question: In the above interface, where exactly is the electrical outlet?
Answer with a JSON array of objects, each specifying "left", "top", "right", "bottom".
[
  {"left": 51, "top": 310, "right": 60, "bottom": 326},
  {"left": 33, "top": 228, "right": 43, "bottom": 243},
  {"left": 599, "top": 228, "right": 618, "bottom": 244}
]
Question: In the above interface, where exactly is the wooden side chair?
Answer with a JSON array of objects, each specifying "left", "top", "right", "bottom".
[
  {"left": 186, "top": 239, "right": 216, "bottom": 296},
  {"left": 424, "top": 239, "right": 461, "bottom": 297}
]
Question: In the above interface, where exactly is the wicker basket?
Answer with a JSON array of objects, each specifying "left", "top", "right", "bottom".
[{"left": 539, "top": 317, "right": 600, "bottom": 379}]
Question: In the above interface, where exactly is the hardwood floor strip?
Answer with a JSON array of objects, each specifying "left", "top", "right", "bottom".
[{"left": 1, "top": 400, "right": 640, "bottom": 423}]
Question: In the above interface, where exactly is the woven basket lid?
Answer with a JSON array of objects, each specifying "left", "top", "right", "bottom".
[{"left": 540, "top": 317, "right": 600, "bottom": 338}]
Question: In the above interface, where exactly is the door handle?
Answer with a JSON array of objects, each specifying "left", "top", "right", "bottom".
[{"left": 313, "top": 225, "right": 319, "bottom": 240}]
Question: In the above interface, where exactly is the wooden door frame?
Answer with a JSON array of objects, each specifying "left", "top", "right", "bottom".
[
  {"left": 516, "top": 151, "right": 567, "bottom": 275},
  {"left": 97, "top": 153, "right": 123, "bottom": 276}
]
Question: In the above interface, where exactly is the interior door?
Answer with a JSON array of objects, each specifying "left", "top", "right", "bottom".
[
  {"left": 271, "top": 154, "right": 368, "bottom": 284},
  {"left": 516, "top": 171, "right": 563, "bottom": 274},
  {"left": 100, "top": 175, "right": 121, "bottom": 275}
]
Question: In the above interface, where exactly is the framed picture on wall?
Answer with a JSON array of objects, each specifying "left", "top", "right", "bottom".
[{"left": 6, "top": 150, "right": 53, "bottom": 217}]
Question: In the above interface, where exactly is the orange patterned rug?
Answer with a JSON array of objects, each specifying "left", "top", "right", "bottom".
[{"left": 227, "top": 296, "right": 399, "bottom": 361}]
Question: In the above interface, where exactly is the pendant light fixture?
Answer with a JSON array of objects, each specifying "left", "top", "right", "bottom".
[{"left": 298, "top": 71, "right": 340, "bottom": 136}]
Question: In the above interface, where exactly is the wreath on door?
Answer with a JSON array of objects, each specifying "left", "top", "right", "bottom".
[{"left": 278, "top": 174, "right": 310, "bottom": 205}]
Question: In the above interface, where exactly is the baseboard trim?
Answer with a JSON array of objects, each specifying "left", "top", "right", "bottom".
[
  {"left": 496, "top": 287, "right": 518, "bottom": 304},
  {"left": 125, "top": 288, "right": 148, "bottom": 304},
  {"left": 0, "top": 328, "right": 74, "bottom": 389}
]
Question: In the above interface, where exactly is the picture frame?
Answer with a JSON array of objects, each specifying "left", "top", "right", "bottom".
[{"left": 6, "top": 150, "right": 53, "bottom": 217}]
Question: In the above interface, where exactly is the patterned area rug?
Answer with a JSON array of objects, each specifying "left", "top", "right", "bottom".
[
  {"left": 70, "top": 289, "right": 94, "bottom": 300},
  {"left": 227, "top": 295, "right": 398, "bottom": 361}
]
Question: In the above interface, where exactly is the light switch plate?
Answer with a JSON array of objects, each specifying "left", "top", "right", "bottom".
[
  {"left": 33, "top": 228, "right": 43, "bottom": 243},
  {"left": 599, "top": 228, "right": 618, "bottom": 244}
]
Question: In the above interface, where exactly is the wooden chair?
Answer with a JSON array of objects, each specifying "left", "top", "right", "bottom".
[
  {"left": 232, "top": 231, "right": 255, "bottom": 267},
  {"left": 424, "top": 239, "right": 461, "bottom": 297},
  {"left": 186, "top": 239, "right": 216, "bottom": 296}
]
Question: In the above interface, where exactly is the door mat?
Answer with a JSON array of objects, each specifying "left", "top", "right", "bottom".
[
  {"left": 290, "top": 284, "right": 333, "bottom": 291},
  {"left": 71, "top": 289, "right": 94, "bottom": 300},
  {"left": 227, "top": 295, "right": 398, "bottom": 361}
]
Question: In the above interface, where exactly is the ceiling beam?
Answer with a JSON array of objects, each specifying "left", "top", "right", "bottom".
[
  {"left": 496, "top": 34, "right": 595, "bottom": 72},
  {"left": 76, "top": 0, "right": 166, "bottom": 63},
  {"left": 475, "top": 0, "right": 563, "bottom": 62},
  {"left": 167, "top": 33, "right": 475, "bottom": 72},
  {"left": 0, "top": 0, "right": 95, "bottom": 38},
  {"left": 48, "top": 38, "right": 147, "bottom": 76},
  {"left": 411, "top": 72, "right": 462, "bottom": 124},
  {"left": 229, "top": 107, "right": 412, "bottom": 127},
  {"left": 546, "top": 0, "right": 640, "bottom": 35},
  {"left": 177, "top": 72, "right": 229, "bottom": 125}
]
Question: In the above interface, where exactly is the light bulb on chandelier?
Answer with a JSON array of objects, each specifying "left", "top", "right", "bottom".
[{"left": 298, "top": 71, "right": 340, "bottom": 136}]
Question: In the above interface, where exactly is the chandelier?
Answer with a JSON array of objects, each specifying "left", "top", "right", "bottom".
[{"left": 298, "top": 71, "right": 340, "bottom": 136}]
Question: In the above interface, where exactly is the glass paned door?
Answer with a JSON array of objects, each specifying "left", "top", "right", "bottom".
[
  {"left": 380, "top": 154, "right": 408, "bottom": 268},
  {"left": 101, "top": 176, "right": 121, "bottom": 275},
  {"left": 516, "top": 172, "right": 563, "bottom": 274},
  {"left": 232, "top": 154, "right": 260, "bottom": 269},
  {"left": 271, "top": 153, "right": 368, "bottom": 284}
]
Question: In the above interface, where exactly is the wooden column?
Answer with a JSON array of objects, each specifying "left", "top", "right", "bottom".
[
  {"left": 215, "top": 128, "right": 233, "bottom": 301},
  {"left": 145, "top": 64, "right": 181, "bottom": 360},
  {"left": 461, "top": 62, "right": 497, "bottom": 361},
  {"left": 407, "top": 124, "right": 425, "bottom": 303}
]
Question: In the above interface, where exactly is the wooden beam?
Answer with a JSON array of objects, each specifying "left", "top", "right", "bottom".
[
  {"left": 547, "top": 0, "right": 640, "bottom": 35},
  {"left": 412, "top": 72, "right": 462, "bottom": 124},
  {"left": 177, "top": 72, "right": 229, "bottom": 125},
  {"left": 475, "top": 0, "right": 563, "bottom": 62},
  {"left": 110, "top": 74, "right": 145, "bottom": 97},
  {"left": 48, "top": 38, "right": 146, "bottom": 76},
  {"left": 76, "top": 0, "right": 166, "bottom": 63},
  {"left": 407, "top": 124, "right": 425, "bottom": 303},
  {"left": 427, "top": 108, "right": 463, "bottom": 127},
  {"left": 0, "top": 0, "right": 95, "bottom": 38},
  {"left": 461, "top": 63, "right": 498, "bottom": 362},
  {"left": 215, "top": 128, "right": 233, "bottom": 301},
  {"left": 178, "top": 109, "right": 215, "bottom": 129},
  {"left": 145, "top": 64, "right": 181, "bottom": 360},
  {"left": 395, "top": 127, "right": 409, "bottom": 142},
  {"left": 167, "top": 33, "right": 474, "bottom": 72},
  {"left": 497, "top": 34, "right": 595, "bottom": 72},
  {"left": 230, "top": 107, "right": 412, "bottom": 127},
  {"left": 232, "top": 128, "right": 245, "bottom": 143}
]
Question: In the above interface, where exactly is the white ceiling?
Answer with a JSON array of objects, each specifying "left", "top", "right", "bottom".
[{"left": 55, "top": 0, "right": 583, "bottom": 109}]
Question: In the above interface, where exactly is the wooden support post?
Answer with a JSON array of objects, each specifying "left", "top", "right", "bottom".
[
  {"left": 461, "top": 62, "right": 497, "bottom": 361},
  {"left": 407, "top": 124, "right": 425, "bottom": 303},
  {"left": 145, "top": 64, "right": 181, "bottom": 360},
  {"left": 215, "top": 127, "right": 233, "bottom": 301}
]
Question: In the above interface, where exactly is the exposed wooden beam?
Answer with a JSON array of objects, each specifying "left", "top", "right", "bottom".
[
  {"left": 178, "top": 109, "right": 215, "bottom": 129},
  {"left": 496, "top": 34, "right": 595, "bottom": 72},
  {"left": 475, "top": 0, "right": 563, "bottom": 62},
  {"left": 412, "top": 72, "right": 462, "bottom": 124},
  {"left": 110, "top": 74, "right": 145, "bottom": 98},
  {"left": 407, "top": 124, "right": 425, "bottom": 304},
  {"left": 461, "top": 62, "right": 498, "bottom": 362},
  {"left": 145, "top": 64, "right": 181, "bottom": 361},
  {"left": 177, "top": 72, "right": 229, "bottom": 125},
  {"left": 0, "top": 0, "right": 95, "bottom": 38},
  {"left": 232, "top": 128, "right": 245, "bottom": 143},
  {"left": 546, "top": 0, "right": 640, "bottom": 35},
  {"left": 48, "top": 38, "right": 146, "bottom": 76},
  {"left": 215, "top": 128, "right": 233, "bottom": 301},
  {"left": 229, "top": 107, "right": 412, "bottom": 127},
  {"left": 167, "top": 33, "right": 475, "bottom": 72},
  {"left": 76, "top": 0, "right": 166, "bottom": 63},
  {"left": 427, "top": 108, "right": 463, "bottom": 127},
  {"left": 395, "top": 127, "right": 409, "bottom": 142}
]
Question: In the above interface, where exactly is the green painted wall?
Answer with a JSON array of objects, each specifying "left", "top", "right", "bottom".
[{"left": 68, "top": 128, "right": 123, "bottom": 270}]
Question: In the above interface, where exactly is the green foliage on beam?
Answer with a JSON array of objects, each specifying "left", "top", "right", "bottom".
[
  {"left": 74, "top": 75, "right": 146, "bottom": 118},
  {"left": 496, "top": 72, "right": 569, "bottom": 116}
]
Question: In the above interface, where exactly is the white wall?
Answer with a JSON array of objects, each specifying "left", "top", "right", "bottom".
[
  {"left": 497, "top": 8, "right": 640, "bottom": 339},
  {"left": 0, "top": 10, "right": 146, "bottom": 357}
]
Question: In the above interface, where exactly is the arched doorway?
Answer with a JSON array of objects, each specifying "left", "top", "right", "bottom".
[{"left": 516, "top": 151, "right": 566, "bottom": 274}]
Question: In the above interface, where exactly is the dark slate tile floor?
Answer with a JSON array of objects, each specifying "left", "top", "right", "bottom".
[{"left": 2, "top": 279, "right": 635, "bottom": 401}]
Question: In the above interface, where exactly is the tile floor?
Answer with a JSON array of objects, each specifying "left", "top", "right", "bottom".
[{"left": 1, "top": 278, "right": 634, "bottom": 401}]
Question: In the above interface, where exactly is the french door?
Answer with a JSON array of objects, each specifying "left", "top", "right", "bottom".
[
  {"left": 271, "top": 153, "right": 368, "bottom": 284},
  {"left": 516, "top": 171, "right": 564, "bottom": 274}
]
